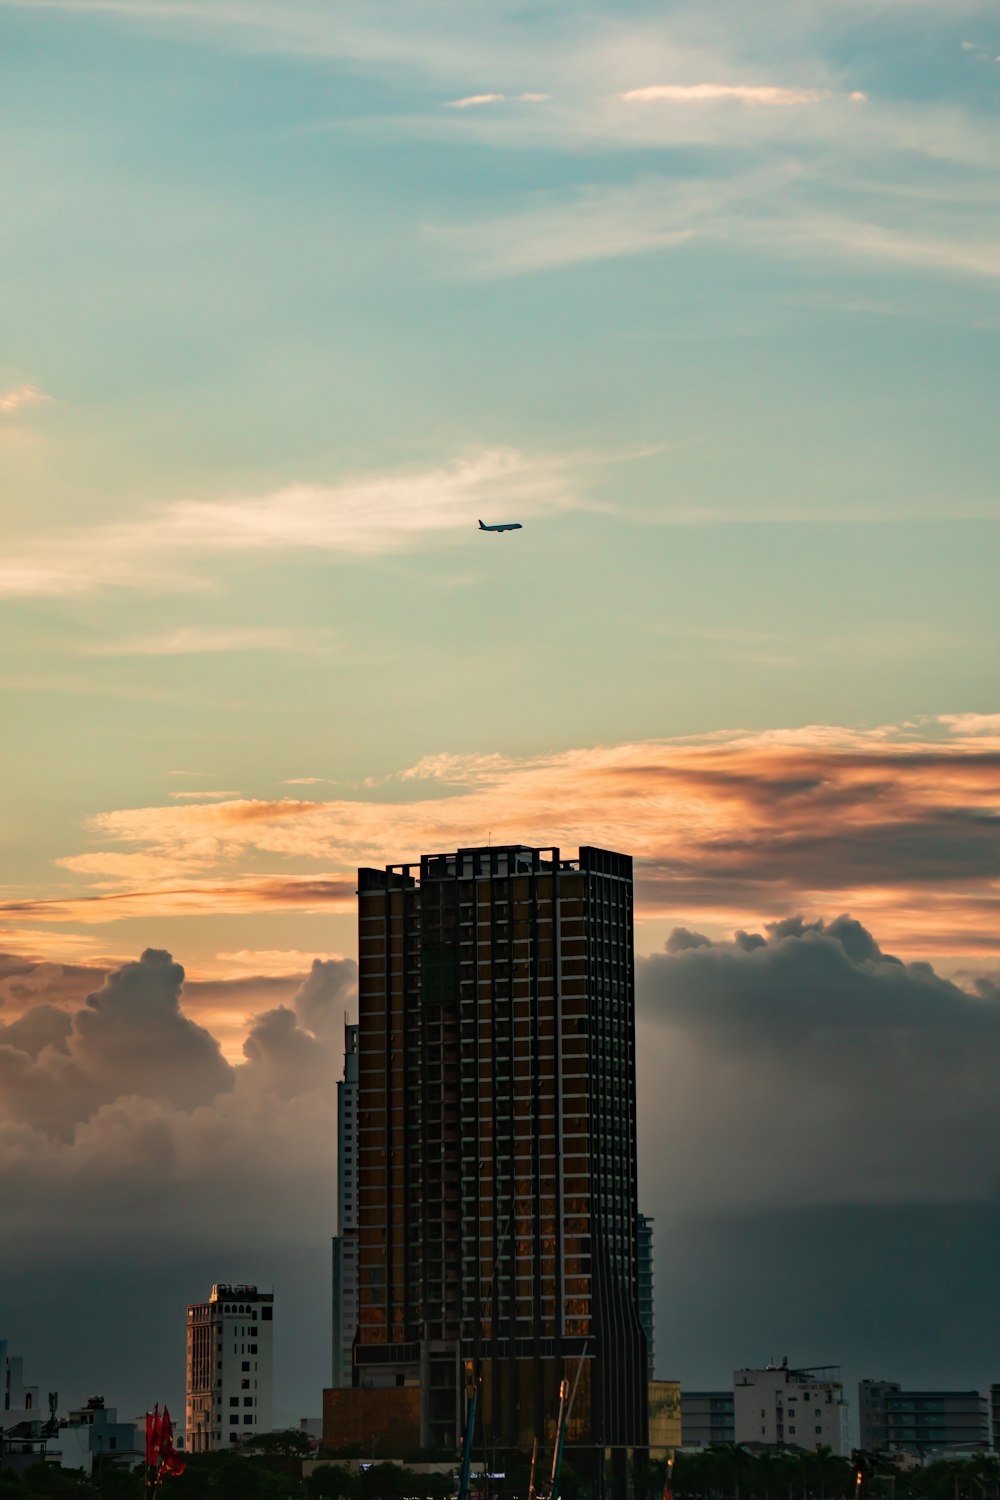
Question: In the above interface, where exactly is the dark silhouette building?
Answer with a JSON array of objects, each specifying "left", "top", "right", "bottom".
[
  {"left": 859, "top": 1381, "right": 989, "bottom": 1456},
  {"left": 350, "top": 843, "right": 647, "bottom": 1492}
]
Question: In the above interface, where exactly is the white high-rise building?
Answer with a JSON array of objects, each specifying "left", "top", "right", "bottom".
[
  {"left": 186, "top": 1284, "right": 273, "bottom": 1451},
  {"left": 331, "top": 1022, "right": 359, "bottom": 1389},
  {"left": 733, "top": 1362, "right": 849, "bottom": 1453}
]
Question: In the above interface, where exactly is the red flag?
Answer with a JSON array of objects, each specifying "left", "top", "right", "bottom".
[
  {"left": 146, "top": 1406, "right": 162, "bottom": 1467},
  {"left": 159, "top": 1407, "right": 186, "bottom": 1478}
]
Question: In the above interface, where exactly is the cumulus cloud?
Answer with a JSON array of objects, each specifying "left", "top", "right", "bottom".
[
  {"left": 0, "top": 948, "right": 355, "bottom": 1255},
  {"left": 5, "top": 922, "right": 1000, "bottom": 1414},
  {"left": 0, "top": 950, "right": 234, "bottom": 1139},
  {"left": 636, "top": 916, "right": 1000, "bottom": 1216}
]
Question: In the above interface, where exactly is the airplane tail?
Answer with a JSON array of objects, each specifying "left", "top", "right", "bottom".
[{"left": 478, "top": 519, "right": 485, "bottom": 529}]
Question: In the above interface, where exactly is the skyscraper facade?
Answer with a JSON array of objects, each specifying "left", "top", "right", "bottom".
[
  {"left": 351, "top": 843, "right": 647, "bottom": 1488},
  {"left": 185, "top": 1284, "right": 273, "bottom": 1451},
  {"left": 636, "top": 1214, "right": 655, "bottom": 1381},
  {"left": 331, "top": 1022, "right": 360, "bottom": 1389}
]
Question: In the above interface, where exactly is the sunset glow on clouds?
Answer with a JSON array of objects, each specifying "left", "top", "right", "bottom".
[{"left": 2, "top": 716, "right": 996, "bottom": 983}]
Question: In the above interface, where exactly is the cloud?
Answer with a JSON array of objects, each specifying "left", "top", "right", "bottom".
[
  {"left": 447, "top": 92, "right": 506, "bottom": 108},
  {"left": 619, "top": 83, "right": 828, "bottom": 105},
  {"left": 0, "top": 949, "right": 234, "bottom": 1140},
  {"left": 5, "top": 918, "right": 1000, "bottom": 1417},
  {"left": 1, "top": 875, "right": 356, "bottom": 924},
  {"left": 21, "top": 715, "right": 1000, "bottom": 960},
  {"left": 434, "top": 166, "right": 1000, "bottom": 281},
  {"left": 169, "top": 790, "right": 241, "bottom": 800},
  {"left": 211, "top": 948, "right": 350, "bottom": 979},
  {"left": 636, "top": 915, "right": 1000, "bottom": 1217},
  {"left": 446, "top": 91, "right": 550, "bottom": 108},
  {"left": 0, "top": 939, "right": 359, "bottom": 1414},
  {"left": 0, "top": 385, "right": 51, "bottom": 416},
  {"left": 0, "top": 447, "right": 582, "bottom": 598},
  {"left": 86, "top": 627, "right": 338, "bottom": 656},
  {"left": 0, "top": 385, "right": 49, "bottom": 419}
]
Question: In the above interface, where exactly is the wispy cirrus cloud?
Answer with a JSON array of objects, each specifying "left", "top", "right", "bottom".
[
  {"left": 0, "top": 447, "right": 581, "bottom": 599},
  {"left": 85, "top": 626, "right": 338, "bottom": 656},
  {"left": 1, "top": 874, "right": 355, "bottom": 925},
  {"left": 619, "top": 82, "right": 830, "bottom": 105},
  {"left": 17, "top": 715, "right": 1000, "bottom": 959},
  {"left": 446, "top": 91, "right": 550, "bottom": 108},
  {"left": 0, "top": 385, "right": 51, "bottom": 416},
  {"left": 169, "top": 790, "right": 241, "bottom": 801},
  {"left": 434, "top": 166, "right": 1000, "bottom": 281},
  {"left": 447, "top": 93, "right": 505, "bottom": 108}
]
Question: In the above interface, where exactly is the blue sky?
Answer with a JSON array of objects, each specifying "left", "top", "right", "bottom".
[{"left": 1, "top": 0, "right": 998, "bottom": 965}]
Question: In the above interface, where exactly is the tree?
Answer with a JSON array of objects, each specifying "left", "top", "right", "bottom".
[
  {"left": 308, "top": 1467, "right": 358, "bottom": 1499},
  {"left": 242, "top": 1431, "right": 315, "bottom": 1459}
]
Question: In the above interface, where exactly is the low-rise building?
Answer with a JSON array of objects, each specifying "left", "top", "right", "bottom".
[
  {"left": 649, "top": 1381, "right": 682, "bottom": 1453},
  {"left": 57, "top": 1397, "right": 142, "bottom": 1473},
  {"left": 733, "top": 1363, "right": 848, "bottom": 1454},
  {"left": 680, "top": 1392, "right": 735, "bottom": 1448},
  {"left": 860, "top": 1382, "right": 989, "bottom": 1456}
]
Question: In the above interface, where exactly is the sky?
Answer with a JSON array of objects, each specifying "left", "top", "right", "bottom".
[{"left": 1, "top": 0, "right": 999, "bottom": 1433}]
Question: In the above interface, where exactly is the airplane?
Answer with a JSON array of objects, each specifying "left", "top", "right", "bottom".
[{"left": 478, "top": 519, "right": 523, "bottom": 533}]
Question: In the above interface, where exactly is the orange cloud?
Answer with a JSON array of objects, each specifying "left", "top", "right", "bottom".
[
  {"left": 14, "top": 715, "right": 995, "bottom": 962},
  {"left": 0, "top": 875, "right": 355, "bottom": 926}
]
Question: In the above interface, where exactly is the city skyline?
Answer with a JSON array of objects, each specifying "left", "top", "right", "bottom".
[{"left": 2, "top": 0, "right": 999, "bottom": 1451}]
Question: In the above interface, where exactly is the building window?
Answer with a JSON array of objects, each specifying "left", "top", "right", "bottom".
[
  {"left": 230, "top": 1398, "right": 239, "bottom": 1407},
  {"left": 250, "top": 1345, "right": 257, "bottom": 1354},
  {"left": 243, "top": 1416, "right": 254, "bottom": 1425},
  {"left": 244, "top": 1398, "right": 254, "bottom": 1407},
  {"left": 242, "top": 1362, "right": 250, "bottom": 1371},
  {"left": 242, "top": 1380, "right": 250, "bottom": 1389},
  {"left": 230, "top": 1417, "right": 239, "bottom": 1426}
]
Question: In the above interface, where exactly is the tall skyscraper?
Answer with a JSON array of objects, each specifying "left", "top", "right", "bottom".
[
  {"left": 636, "top": 1214, "right": 655, "bottom": 1381},
  {"left": 185, "top": 1284, "right": 273, "bottom": 1451},
  {"left": 345, "top": 843, "right": 647, "bottom": 1492},
  {"left": 331, "top": 1021, "right": 360, "bottom": 1388}
]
